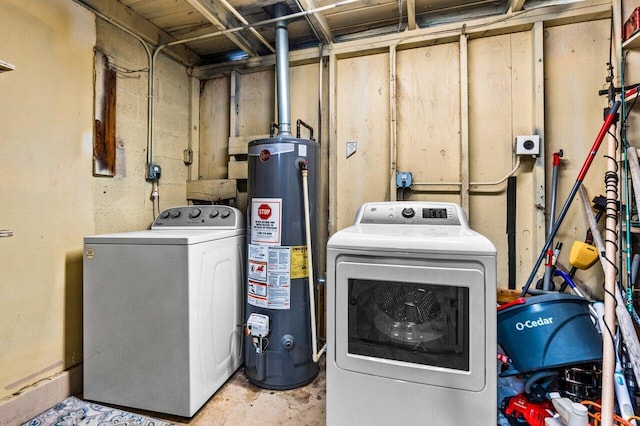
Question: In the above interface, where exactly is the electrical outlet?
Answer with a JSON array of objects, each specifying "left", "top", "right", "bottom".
[
  {"left": 396, "top": 171, "right": 413, "bottom": 188},
  {"left": 515, "top": 135, "right": 541, "bottom": 156},
  {"left": 146, "top": 163, "right": 161, "bottom": 181}
]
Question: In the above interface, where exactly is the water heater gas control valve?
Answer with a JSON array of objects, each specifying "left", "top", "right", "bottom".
[{"left": 247, "top": 313, "right": 270, "bottom": 338}]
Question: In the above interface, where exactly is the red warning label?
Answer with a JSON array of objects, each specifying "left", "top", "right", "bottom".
[
  {"left": 251, "top": 198, "right": 282, "bottom": 245},
  {"left": 258, "top": 204, "right": 272, "bottom": 220}
]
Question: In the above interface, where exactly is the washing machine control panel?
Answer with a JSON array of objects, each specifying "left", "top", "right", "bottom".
[
  {"left": 152, "top": 206, "right": 243, "bottom": 229},
  {"left": 355, "top": 202, "right": 466, "bottom": 226}
]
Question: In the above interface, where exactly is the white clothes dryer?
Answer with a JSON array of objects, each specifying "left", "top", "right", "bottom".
[
  {"left": 326, "top": 201, "right": 497, "bottom": 425},
  {"left": 83, "top": 205, "right": 245, "bottom": 417}
]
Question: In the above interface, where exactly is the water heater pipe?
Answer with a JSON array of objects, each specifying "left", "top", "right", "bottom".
[
  {"left": 301, "top": 162, "right": 326, "bottom": 363},
  {"left": 274, "top": 2, "right": 291, "bottom": 136}
]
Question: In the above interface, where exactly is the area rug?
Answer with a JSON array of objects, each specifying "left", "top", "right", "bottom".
[{"left": 21, "top": 396, "right": 176, "bottom": 426}]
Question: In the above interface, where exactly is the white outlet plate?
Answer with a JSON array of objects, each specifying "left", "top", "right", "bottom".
[{"left": 515, "top": 135, "right": 540, "bottom": 156}]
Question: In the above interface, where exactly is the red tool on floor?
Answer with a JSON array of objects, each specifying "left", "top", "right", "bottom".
[{"left": 502, "top": 393, "right": 553, "bottom": 426}]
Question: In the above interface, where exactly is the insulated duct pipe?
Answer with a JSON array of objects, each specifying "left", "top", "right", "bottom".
[{"left": 274, "top": 2, "right": 292, "bottom": 136}]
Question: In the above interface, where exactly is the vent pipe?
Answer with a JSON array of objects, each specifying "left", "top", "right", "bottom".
[{"left": 274, "top": 2, "right": 291, "bottom": 136}]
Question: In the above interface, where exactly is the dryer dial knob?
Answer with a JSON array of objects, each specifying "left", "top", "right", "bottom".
[
  {"left": 189, "top": 208, "right": 202, "bottom": 219},
  {"left": 401, "top": 208, "right": 415, "bottom": 218}
]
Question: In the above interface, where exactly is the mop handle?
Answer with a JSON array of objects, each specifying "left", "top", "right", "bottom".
[{"left": 520, "top": 101, "right": 620, "bottom": 297}]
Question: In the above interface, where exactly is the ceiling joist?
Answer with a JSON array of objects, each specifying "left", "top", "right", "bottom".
[
  {"left": 407, "top": 0, "right": 417, "bottom": 30},
  {"left": 72, "top": 0, "right": 200, "bottom": 66},
  {"left": 185, "top": 0, "right": 263, "bottom": 56},
  {"left": 296, "top": 0, "right": 335, "bottom": 44},
  {"left": 192, "top": 0, "right": 611, "bottom": 78}
]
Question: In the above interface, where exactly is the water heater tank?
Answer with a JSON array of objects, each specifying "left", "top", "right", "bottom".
[{"left": 244, "top": 135, "right": 320, "bottom": 389}]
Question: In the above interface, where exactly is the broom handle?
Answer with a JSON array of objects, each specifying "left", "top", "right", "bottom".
[
  {"left": 601, "top": 121, "right": 619, "bottom": 426},
  {"left": 580, "top": 185, "right": 640, "bottom": 407}
]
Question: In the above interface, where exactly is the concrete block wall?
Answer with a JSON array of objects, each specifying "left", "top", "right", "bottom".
[{"left": 94, "top": 19, "right": 190, "bottom": 233}]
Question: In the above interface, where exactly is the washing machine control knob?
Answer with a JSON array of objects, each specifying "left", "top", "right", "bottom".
[
  {"left": 170, "top": 210, "right": 181, "bottom": 219},
  {"left": 221, "top": 209, "right": 231, "bottom": 218},
  {"left": 209, "top": 210, "right": 220, "bottom": 219},
  {"left": 401, "top": 207, "right": 415, "bottom": 218},
  {"left": 189, "top": 208, "right": 202, "bottom": 219},
  {"left": 160, "top": 211, "right": 170, "bottom": 219}
]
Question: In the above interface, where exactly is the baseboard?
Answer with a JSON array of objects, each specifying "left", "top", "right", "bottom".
[{"left": 0, "top": 365, "right": 82, "bottom": 426}]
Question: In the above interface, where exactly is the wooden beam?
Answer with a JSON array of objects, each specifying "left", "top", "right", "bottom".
[
  {"left": 229, "top": 134, "right": 270, "bottom": 155},
  {"left": 459, "top": 34, "right": 469, "bottom": 214},
  {"left": 532, "top": 21, "right": 546, "bottom": 277},
  {"left": 188, "top": 76, "right": 200, "bottom": 181},
  {"left": 72, "top": 0, "right": 200, "bottom": 66},
  {"left": 185, "top": 0, "right": 262, "bottom": 57},
  {"left": 186, "top": 179, "right": 237, "bottom": 201},
  {"left": 192, "top": 46, "right": 324, "bottom": 79},
  {"left": 389, "top": 45, "right": 397, "bottom": 201},
  {"left": 508, "top": 0, "right": 527, "bottom": 13},
  {"left": 193, "top": 0, "right": 610, "bottom": 78},
  {"left": 406, "top": 0, "right": 416, "bottom": 31},
  {"left": 297, "top": 0, "right": 335, "bottom": 44},
  {"left": 329, "top": 0, "right": 611, "bottom": 57},
  {"left": 228, "top": 160, "right": 248, "bottom": 179},
  {"left": 328, "top": 53, "right": 337, "bottom": 235}
]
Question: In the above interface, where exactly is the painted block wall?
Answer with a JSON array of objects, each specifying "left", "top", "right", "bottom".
[
  {"left": 0, "top": 0, "right": 96, "bottom": 402},
  {"left": 0, "top": 1, "right": 191, "bottom": 402}
]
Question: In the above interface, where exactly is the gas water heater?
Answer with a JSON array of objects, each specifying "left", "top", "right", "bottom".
[{"left": 243, "top": 3, "right": 320, "bottom": 390}]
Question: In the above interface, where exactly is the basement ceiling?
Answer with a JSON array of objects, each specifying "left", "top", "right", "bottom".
[{"left": 82, "top": 0, "right": 585, "bottom": 66}]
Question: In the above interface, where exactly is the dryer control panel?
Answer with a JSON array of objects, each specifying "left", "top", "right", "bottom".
[
  {"left": 354, "top": 202, "right": 468, "bottom": 227},
  {"left": 152, "top": 206, "right": 244, "bottom": 229}
]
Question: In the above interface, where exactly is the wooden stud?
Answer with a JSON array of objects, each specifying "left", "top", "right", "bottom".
[
  {"left": 186, "top": 179, "right": 237, "bottom": 202},
  {"left": 532, "top": 21, "right": 546, "bottom": 274},
  {"left": 459, "top": 33, "right": 469, "bottom": 214},
  {"left": 389, "top": 44, "right": 397, "bottom": 202},
  {"left": 228, "top": 160, "right": 248, "bottom": 180}
]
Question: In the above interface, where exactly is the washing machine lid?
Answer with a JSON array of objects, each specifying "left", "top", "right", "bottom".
[{"left": 84, "top": 228, "right": 244, "bottom": 245}]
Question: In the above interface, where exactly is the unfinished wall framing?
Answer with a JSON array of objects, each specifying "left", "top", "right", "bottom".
[{"left": 197, "top": 1, "right": 612, "bottom": 292}]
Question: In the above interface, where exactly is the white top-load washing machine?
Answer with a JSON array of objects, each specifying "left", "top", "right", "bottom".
[
  {"left": 326, "top": 201, "right": 497, "bottom": 425},
  {"left": 83, "top": 205, "right": 245, "bottom": 417}
]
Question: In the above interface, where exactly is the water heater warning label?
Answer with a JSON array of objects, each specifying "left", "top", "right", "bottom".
[
  {"left": 247, "top": 243, "right": 291, "bottom": 310},
  {"left": 251, "top": 198, "right": 282, "bottom": 245},
  {"left": 290, "top": 246, "right": 308, "bottom": 279}
]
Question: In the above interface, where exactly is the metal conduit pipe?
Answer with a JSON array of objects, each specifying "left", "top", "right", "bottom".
[
  {"left": 411, "top": 156, "right": 521, "bottom": 188},
  {"left": 72, "top": 1, "right": 154, "bottom": 165}
]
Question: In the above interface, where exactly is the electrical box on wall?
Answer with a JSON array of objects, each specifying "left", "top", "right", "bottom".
[
  {"left": 515, "top": 135, "right": 541, "bottom": 156},
  {"left": 146, "top": 163, "right": 161, "bottom": 181}
]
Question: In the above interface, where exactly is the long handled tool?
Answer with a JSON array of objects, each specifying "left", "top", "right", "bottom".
[
  {"left": 543, "top": 151, "right": 564, "bottom": 290},
  {"left": 520, "top": 101, "right": 620, "bottom": 297},
  {"left": 580, "top": 183, "right": 640, "bottom": 418}
]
